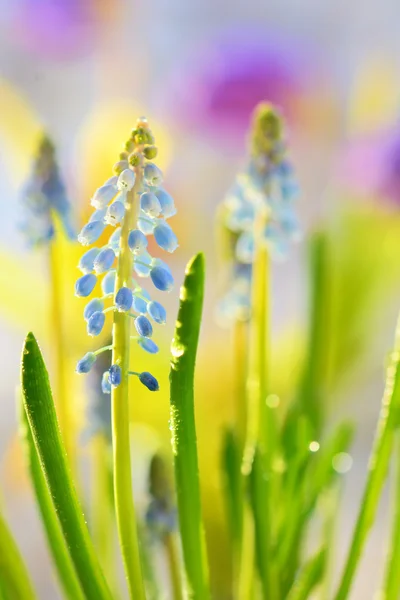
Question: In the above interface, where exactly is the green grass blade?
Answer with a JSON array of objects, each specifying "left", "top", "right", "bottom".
[
  {"left": 286, "top": 547, "right": 326, "bottom": 600},
  {"left": 0, "top": 507, "right": 37, "bottom": 599},
  {"left": 381, "top": 432, "right": 400, "bottom": 599},
  {"left": 334, "top": 316, "right": 400, "bottom": 600},
  {"left": 221, "top": 427, "right": 243, "bottom": 549},
  {"left": 18, "top": 393, "right": 84, "bottom": 600},
  {"left": 169, "top": 253, "right": 210, "bottom": 600},
  {"left": 21, "top": 332, "right": 112, "bottom": 600}
]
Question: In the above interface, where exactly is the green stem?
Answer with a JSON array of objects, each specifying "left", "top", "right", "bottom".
[
  {"left": 382, "top": 432, "right": 400, "bottom": 599},
  {"left": 19, "top": 393, "right": 84, "bottom": 600},
  {"left": 21, "top": 333, "right": 111, "bottom": 600},
  {"left": 111, "top": 166, "right": 146, "bottom": 599},
  {"left": 334, "top": 314, "right": 400, "bottom": 600},
  {"left": 48, "top": 237, "right": 74, "bottom": 465},
  {"left": 0, "top": 507, "right": 37, "bottom": 600},
  {"left": 237, "top": 504, "right": 255, "bottom": 600},
  {"left": 92, "top": 435, "right": 118, "bottom": 596},
  {"left": 234, "top": 318, "right": 248, "bottom": 453},
  {"left": 169, "top": 253, "right": 210, "bottom": 600},
  {"left": 163, "top": 533, "right": 183, "bottom": 600}
]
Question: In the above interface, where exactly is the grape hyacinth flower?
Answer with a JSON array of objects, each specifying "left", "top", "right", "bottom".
[
  {"left": 75, "top": 117, "right": 178, "bottom": 597},
  {"left": 20, "top": 135, "right": 75, "bottom": 245},
  {"left": 75, "top": 117, "right": 178, "bottom": 394},
  {"left": 217, "top": 103, "right": 300, "bottom": 323}
]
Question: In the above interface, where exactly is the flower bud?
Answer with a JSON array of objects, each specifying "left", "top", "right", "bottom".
[
  {"left": 109, "top": 364, "right": 122, "bottom": 387},
  {"left": 115, "top": 286, "right": 133, "bottom": 311},
  {"left": 78, "top": 248, "right": 100, "bottom": 273},
  {"left": 76, "top": 352, "right": 97, "bottom": 373},
  {"left": 153, "top": 222, "right": 178, "bottom": 253},
  {"left": 150, "top": 265, "right": 174, "bottom": 291},
  {"left": 139, "top": 371, "right": 159, "bottom": 391},
  {"left": 75, "top": 273, "right": 97, "bottom": 297},
  {"left": 94, "top": 247, "right": 115, "bottom": 274},
  {"left": 78, "top": 221, "right": 105, "bottom": 246},
  {"left": 91, "top": 184, "right": 117, "bottom": 209},
  {"left": 134, "top": 315, "right": 153, "bottom": 338},
  {"left": 87, "top": 311, "right": 106, "bottom": 336},
  {"left": 140, "top": 192, "right": 162, "bottom": 217},
  {"left": 147, "top": 301, "right": 166, "bottom": 324},
  {"left": 128, "top": 229, "right": 148, "bottom": 254}
]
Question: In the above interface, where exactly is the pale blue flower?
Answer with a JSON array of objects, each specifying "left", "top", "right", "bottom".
[
  {"left": 140, "top": 192, "right": 162, "bottom": 217},
  {"left": 76, "top": 352, "right": 97, "bottom": 373},
  {"left": 147, "top": 301, "right": 166, "bottom": 324},
  {"left": 78, "top": 221, "right": 105, "bottom": 246},
  {"left": 109, "top": 364, "right": 122, "bottom": 387},
  {"left": 89, "top": 208, "right": 107, "bottom": 222},
  {"left": 134, "top": 250, "right": 152, "bottom": 277},
  {"left": 105, "top": 200, "right": 125, "bottom": 226},
  {"left": 153, "top": 222, "right": 178, "bottom": 253},
  {"left": 138, "top": 338, "right": 159, "bottom": 354},
  {"left": 87, "top": 311, "right": 106, "bottom": 336},
  {"left": 138, "top": 211, "right": 156, "bottom": 235},
  {"left": 135, "top": 315, "right": 153, "bottom": 338},
  {"left": 84, "top": 298, "right": 104, "bottom": 321},
  {"left": 91, "top": 184, "right": 117, "bottom": 209},
  {"left": 144, "top": 163, "right": 163, "bottom": 186},
  {"left": 155, "top": 188, "right": 176, "bottom": 218},
  {"left": 101, "top": 270, "right": 116, "bottom": 294},
  {"left": 150, "top": 265, "right": 174, "bottom": 291},
  {"left": 108, "top": 228, "right": 122, "bottom": 252},
  {"left": 94, "top": 248, "right": 115, "bottom": 274},
  {"left": 128, "top": 229, "right": 148, "bottom": 254},
  {"left": 139, "top": 371, "right": 159, "bottom": 391},
  {"left": 115, "top": 287, "right": 133, "bottom": 312},
  {"left": 75, "top": 273, "right": 97, "bottom": 297},
  {"left": 78, "top": 248, "right": 100, "bottom": 273},
  {"left": 101, "top": 372, "right": 112, "bottom": 394},
  {"left": 117, "top": 169, "right": 136, "bottom": 191}
]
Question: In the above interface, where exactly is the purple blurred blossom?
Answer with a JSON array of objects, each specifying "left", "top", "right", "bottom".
[
  {"left": 341, "top": 125, "right": 400, "bottom": 205},
  {"left": 165, "top": 28, "right": 316, "bottom": 142},
  {"left": 10, "top": 0, "right": 98, "bottom": 60}
]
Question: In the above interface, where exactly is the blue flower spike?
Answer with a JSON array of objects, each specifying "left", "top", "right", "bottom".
[
  {"left": 20, "top": 136, "right": 75, "bottom": 245},
  {"left": 217, "top": 103, "right": 300, "bottom": 323},
  {"left": 76, "top": 117, "right": 178, "bottom": 395}
]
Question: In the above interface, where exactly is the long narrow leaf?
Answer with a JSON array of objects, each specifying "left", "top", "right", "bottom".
[
  {"left": 18, "top": 392, "right": 84, "bottom": 600},
  {"left": 169, "top": 253, "right": 210, "bottom": 600},
  {"left": 21, "top": 332, "right": 112, "bottom": 600},
  {"left": 0, "top": 508, "right": 36, "bottom": 599},
  {"left": 286, "top": 547, "right": 326, "bottom": 600},
  {"left": 334, "top": 315, "right": 400, "bottom": 600}
]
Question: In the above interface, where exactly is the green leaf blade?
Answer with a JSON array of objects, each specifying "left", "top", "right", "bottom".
[
  {"left": 21, "top": 332, "right": 112, "bottom": 600},
  {"left": 169, "top": 253, "right": 210, "bottom": 600}
]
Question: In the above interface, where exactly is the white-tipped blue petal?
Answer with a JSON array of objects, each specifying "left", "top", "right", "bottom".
[
  {"left": 101, "top": 372, "right": 111, "bottom": 394},
  {"left": 155, "top": 189, "right": 176, "bottom": 218},
  {"left": 108, "top": 228, "right": 121, "bottom": 252},
  {"left": 75, "top": 273, "right": 97, "bottom": 297},
  {"left": 147, "top": 301, "right": 166, "bottom": 324},
  {"left": 105, "top": 200, "right": 125, "bottom": 226},
  {"left": 144, "top": 163, "right": 163, "bottom": 186},
  {"left": 89, "top": 208, "right": 107, "bottom": 222},
  {"left": 87, "top": 311, "right": 105, "bottom": 336},
  {"left": 138, "top": 371, "right": 159, "bottom": 391},
  {"left": 152, "top": 258, "right": 172, "bottom": 276},
  {"left": 109, "top": 364, "right": 122, "bottom": 387},
  {"left": 134, "top": 315, "right": 153, "bottom": 338},
  {"left": 236, "top": 232, "right": 254, "bottom": 264},
  {"left": 78, "top": 221, "right": 105, "bottom": 246},
  {"left": 128, "top": 229, "right": 148, "bottom": 254},
  {"left": 153, "top": 222, "right": 178, "bottom": 253},
  {"left": 134, "top": 250, "right": 152, "bottom": 277},
  {"left": 115, "top": 286, "right": 133, "bottom": 312},
  {"left": 91, "top": 184, "right": 117, "bottom": 209},
  {"left": 138, "top": 338, "right": 159, "bottom": 354},
  {"left": 137, "top": 211, "right": 156, "bottom": 235},
  {"left": 76, "top": 352, "right": 97, "bottom": 373},
  {"left": 78, "top": 248, "right": 100, "bottom": 273},
  {"left": 94, "top": 247, "right": 115, "bottom": 274},
  {"left": 84, "top": 298, "right": 104, "bottom": 321},
  {"left": 117, "top": 168, "right": 136, "bottom": 191},
  {"left": 150, "top": 266, "right": 174, "bottom": 292},
  {"left": 101, "top": 270, "right": 116, "bottom": 294},
  {"left": 132, "top": 297, "right": 147, "bottom": 314},
  {"left": 277, "top": 207, "right": 302, "bottom": 241},
  {"left": 140, "top": 192, "right": 162, "bottom": 217}
]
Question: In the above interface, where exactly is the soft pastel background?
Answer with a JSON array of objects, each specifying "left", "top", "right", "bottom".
[{"left": 1, "top": 1, "right": 400, "bottom": 598}]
